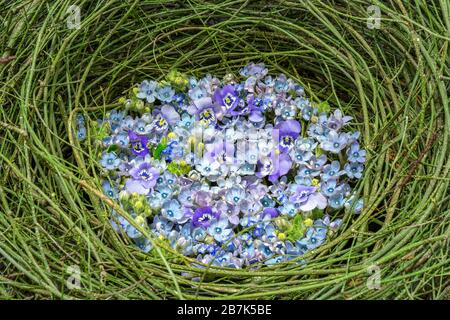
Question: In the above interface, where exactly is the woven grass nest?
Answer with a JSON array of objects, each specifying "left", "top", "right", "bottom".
[{"left": 0, "top": 0, "right": 449, "bottom": 299}]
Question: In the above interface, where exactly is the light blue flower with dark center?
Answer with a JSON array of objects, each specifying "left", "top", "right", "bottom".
[
  {"left": 134, "top": 119, "right": 151, "bottom": 135},
  {"left": 297, "top": 165, "right": 320, "bottom": 178},
  {"left": 113, "top": 132, "right": 129, "bottom": 148},
  {"left": 102, "top": 180, "right": 118, "bottom": 199},
  {"left": 192, "top": 227, "right": 207, "bottom": 242},
  {"left": 136, "top": 80, "right": 158, "bottom": 103},
  {"left": 178, "top": 113, "right": 195, "bottom": 129},
  {"left": 239, "top": 62, "right": 268, "bottom": 79},
  {"left": 274, "top": 74, "right": 289, "bottom": 93},
  {"left": 321, "top": 161, "right": 343, "bottom": 181},
  {"left": 321, "top": 179, "right": 338, "bottom": 197},
  {"left": 135, "top": 238, "right": 152, "bottom": 253},
  {"left": 178, "top": 188, "right": 195, "bottom": 207},
  {"left": 301, "top": 105, "right": 317, "bottom": 121},
  {"left": 294, "top": 97, "right": 310, "bottom": 111},
  {"left": 225, "top": 186, "right": 246, "bottom": 206},
  {"left": 321, "top": 130, "right": 349, "bottom": 153},
  {"left": 347, "top": 142, "right": 366, "bottom": 163},
  {"left": 296, "top": 138, "right": 317, "bottom": 152},
  {"left": 100, "top": 152, "right": 121, "bottom": 170},
  {"left": 76, "top": 126, "right": 86, "bottom": 141},
  {"left": 260, "top": 195, "right": 275, "bottom": 208},
  {"left": 151, "top": 216, "right": 174, "bottom": 238},
  {"left": 307, "top": 123, "right": 329, "bottom": 141},
  {"left": 280, "top": 202, "right": 298, "bottom": 217},
  {"left": 296, "top": 226, "right": 327, "bottom": 251},
  {"left": 155, "top": 185, "right": 173, "bottom": 201},
  {"left": 109, "top": 110, "right": 125, "bottom": 124},
  {"left": 207, "top": 217, "right": 232, "bottom": 243},
  {"left": 188, "top": 86, "right": 206, "bottom": 101},
  {"left": 326, "top": 109, "right": 353, "bottom": 131},
  {"left": 161, "top": 199, "right": 188, "bottom": 223},
  {"left": 157, "top": 85, "right": 175, "bottom": 103},
  {"left": 290, "top": 149, "right": 313, "bottom": 164},
  {"left": 279, "top": 104, "right": 297, "bottom": 120},
  {"left": 328, "top": 191, "right": 346, "bottom": 209},
  {"left": 344, "top": 162, "right": 364, "bottom": 179}
]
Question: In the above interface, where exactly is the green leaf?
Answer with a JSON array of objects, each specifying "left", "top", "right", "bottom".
[
  {"left": 107, "top": 144, "right": 119, "bottom": 153},
  {"left": 318, "top": 101, "right": 331, "bottom": 113},
  {"left": 311, "top": 208, "right": 324, "bottom": 220},
  {"left": 287, "top": 215, "right": 307, "bottom": 242},
  {"left": 152, "top": 143, "right": 167, "bottom": 160}
]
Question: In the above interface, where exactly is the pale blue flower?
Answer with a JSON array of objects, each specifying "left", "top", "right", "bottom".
[{"left": 100, "top": 152, "right": 121, "bottom": 170}]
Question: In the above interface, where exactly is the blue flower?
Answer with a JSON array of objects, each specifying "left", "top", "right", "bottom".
[
  {"left": 296, "top": 226, "right": 327, "bottom": 251},
  {"left": 280, "top": 202, "right": 298, "bottom": 217},
  {"left": 76, "top": 126, "right": 86, "bottom": 141},
  {"left": 328, "top": 192, "right": 345, "bottom": 209},
  {"left": 207, "top": 217, "right": 233, "bottom": 242},
  {"left": 225, "top": 186, "right": 246, "bottom": 206},
  {"left": 347, "top": 142, "right": 366, "bottom": 163},
  {"left": 274, "top": 74, "right": 289, "bottom": 93},
  {"left": 178, "top": 113, "right": 195, "bottom": 129},
  {"left": 321, "top": 160, "right": 343, "bottom": 181},
  {"left": 321, "top": 130, "right": 349, "bottom": 153},
  {"left": 113, "top": 132, "right": 129, "bottom": 148},
  {"left": 102, "top": 180, "right": 118, "bottom": 199},
  {"left": 136, "top": 80, "right": 158, "bottom": 103},
  {"left": 135, "top": 238, "right": 153, "bottom": 253},
  {"left": 157, "top": 85, "right": 175, "bottom": 103},
  {"left": 321, "top": 179, "right": 338, "bottom": 197},
  {"left": 109, "top": 110, "right": 125, "bottom": 124},
  {"left": 100, "top": 152, "right": 121, "bottom": 170},
  {"left": 161, "top": 199, "right": 188, "bottom": 223},
  {"left": 344, "top": 162, "right": 364, "bottom": 179}
]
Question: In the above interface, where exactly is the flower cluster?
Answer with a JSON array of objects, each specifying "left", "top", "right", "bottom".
[{"left": 87, "top": 63, "right": 366, "bottom": 268}]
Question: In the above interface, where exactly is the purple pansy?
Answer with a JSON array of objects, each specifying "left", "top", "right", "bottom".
[
  {"left": 192, "top": 206, "right": 219, "bottom": 228},
  {"left": 289, "top": 185, "right": 327, "bottom": 211},
  {"left": 128, "top": 131, "right": 149, "bottom": 157},
  {"left": 125, "top": 162, "right": 160, "bottom": 194},
  {"left": 275, "top": 120, "right": 301, "bottom": 152}
]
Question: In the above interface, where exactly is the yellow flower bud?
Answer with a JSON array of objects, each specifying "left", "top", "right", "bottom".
[
  {"left": 311, "top": 178, "right": 319, "bottom": 186},
  {"left": 278, "top": 233, "right": 286, "bottom": 241},
  {"left": 118, "top": 97, "right": 126, "bottom": 104},
  {"left": 311, "top": 115, "right": 318, "bottom": 123},
  {"left": 158, "top": 234, "right": 165, "bottom": 241},
  {"left": 304, "top": 218, "right": 313, "bottom": 227},
  {"left": 132, "top": 87, "right": 139, "bottom": 95},
  {"left": 134, "top": 201, "right": 143, "bottom": 211},
  {"left": 144, "top": 207, "right": 152, "bottom": 216},
  {"left": 167, "top": 132, "right": 176, "bottom": 140},
  {"left": 135, "top": 215, "right": 146, "bottom": 225},
  {"left": 274, "top": 149, "right": 280, "bottom": 155}
]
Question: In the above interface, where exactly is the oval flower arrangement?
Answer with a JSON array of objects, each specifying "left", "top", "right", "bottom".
[{"left": 77, "top": 63, "right": 365, "bottom": 268}]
